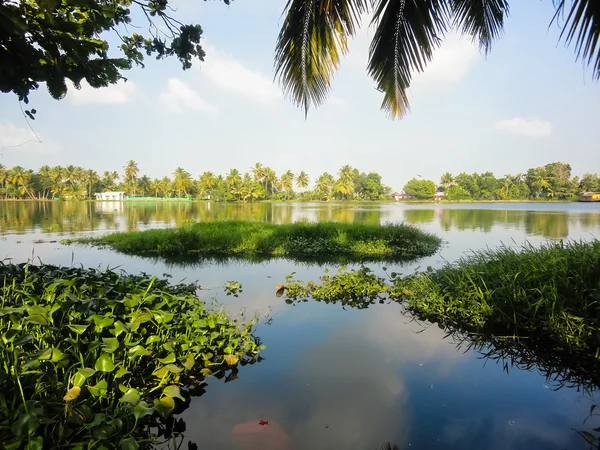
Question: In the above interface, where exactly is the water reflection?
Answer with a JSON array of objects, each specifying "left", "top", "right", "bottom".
[{"left": 1, "top": 201, "right": 598, "bottom": 241}]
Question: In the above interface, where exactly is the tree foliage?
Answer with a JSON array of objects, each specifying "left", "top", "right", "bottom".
[
  {"left": 0, "top": 0, "right": 230, "bottom": 104},
  {"left": 276, "top": 0, "right": 600, "bottom": 118}
]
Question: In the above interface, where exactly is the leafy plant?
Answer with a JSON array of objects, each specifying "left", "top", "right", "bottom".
[{"left": 0, "top": 263, "right": 263, "bottom": 449}]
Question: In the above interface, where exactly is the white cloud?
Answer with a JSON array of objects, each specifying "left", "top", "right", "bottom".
[
  {"left": 347, "top": 23, "right": 478, "bottom": 88},
  {"left": 200, "top": 44, "right": 281, "bottom": 105},
  {"left": 411, "top": 34, "right": 479, "bottom": 88},
  {"left": 494, "top": 117, "right": 553, "bottom": 137},
  {"left": 158, "top": 78, "right": 218, "bottom": 116},
  {"left": 0, "top": 121, "right": 60, "bottom": 154},
  {"left": 68, "top": 80, "right": 136, "bottom": 106}
]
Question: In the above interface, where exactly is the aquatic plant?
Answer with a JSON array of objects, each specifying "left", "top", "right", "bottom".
[
  {"left": 0, "top": 263, "right": 263, "bottom": 449},
  {"left": 279, "top": 240, "right": 600, "bottom": 366},
  {"left": 63, "top": 221, "right": 442, "bottom": 263}
]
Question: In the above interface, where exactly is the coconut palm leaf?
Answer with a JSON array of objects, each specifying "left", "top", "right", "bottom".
[
  {"left": 368, "top": 0, "right": 447, "bottom": 119},
  {"left": 553, "top": 0, "right": 600, "bottom": 79},
  {"left": 449, "top": 0, "right": 509, "bottom": 53},
  {"left": 275, "top": 0, "right": 370, "bottom": 116}
]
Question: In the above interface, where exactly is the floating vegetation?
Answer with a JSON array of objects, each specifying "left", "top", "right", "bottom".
[
  {"left": 279, "top": 240, "right": 600, "bottom": 381},
  {"left": 63, "top": 221, "right": 442, "bottom": 263},
  {"left": 0, "top": 263, "right": 263, "bottom": 449}
]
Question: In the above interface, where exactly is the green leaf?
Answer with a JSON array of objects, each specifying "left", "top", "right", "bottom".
[
  {"left": 128, "top": 345, "right": 151, "bottom": 359},
  {"left": 115, "top": 365, "right": 130, "bottom": 379},
  {"left": 158, "top": 352, "right": 176, "bottom": 364},
  {"left": 88, "top": 379, "right": 108, "bottom": 397},
  {"left": 95, "top": 354, "right": 115, "bottom": 372},
  {"left": 133, "top": 401, "right": 154, "bottom": 420},
  {"left": 120, "top": 388, "right": 140, "bottom": 405},
  {"left": 145, "top": 335, "right": 161, "bottom": 345},
  {"left": 153, "top": 396, "right": 175, "bottom": 419},
  {"left": 25, "top": 436, "right": 44, "bottom": 450},
  {"left": 182, "top": 354, "right": 195, "bottom": 370},
  {"left": 14, "top": 334, "right": 34, "bottom": 346},
  {"left": 163, "top": 385, "right": 184, "bottom": 401},
  {"left": 73, "top": 368, "right": 96, "bottom": 387},
  {"left": 67, "top": 324, "right": 89, "bottom": 335},
  {"left": 102, "top": 337, "right": 120, "bottom": 353},
  {"left": 50, "top": 347, "right": 68, "bottom": 362},
  {"left": 12, "top": 412, "right": 39, "bottom": 437},
  {"left": 120, "top": 437, "right": 140, "bottom": 450}
]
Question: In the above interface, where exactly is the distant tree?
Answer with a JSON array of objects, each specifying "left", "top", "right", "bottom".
[
  {"left": 172, "top": 167, "right": 192, "bottom": 197},
  {"left": 444, "top": 185, "right": 471, "bottom": 200},
  {"left": 403, "top": 178, "right": 436, "bottom": 199},
  {"left": 439, "top": 172, "right": 455, "bottom": 191},
  {"left": 296, "top": 171, "right": 309, "bottom": 190}
]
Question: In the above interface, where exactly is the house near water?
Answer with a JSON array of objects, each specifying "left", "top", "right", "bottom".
[
  {"left": 578, "top": 192, "right": 600, "bottom": 202},
  {"left": 95, "top": 191, "right": 126, "bottom": 201}
]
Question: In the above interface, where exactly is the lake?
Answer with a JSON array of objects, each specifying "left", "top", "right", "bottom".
[{"left": 2, "top": 200, "right": 600, "bottom": 450}]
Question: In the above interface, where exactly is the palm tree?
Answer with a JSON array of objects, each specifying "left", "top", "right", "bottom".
[
  {"left": 296, "top": 170, "right": 309, "bottom": 190},
  {"left": 124, "top": 160, "right": 139, "bottom": 196},
  {"left": 102, "top": 171, "right": 120, "bottom": 192},
  {"left": 83, "top": 169, "right": 99, "bottom": 199},
  {"left": 274, "top": 1, "right": 599, "bottom": 119},
  {"left": 336, "top": 165, "right": 354, "bottom": 199},
  {"left": 262, "top": 167, "right": 279, "bottom": 197},
  {"left": 137, "top": 175, "right": 152, "bottom": 197},
  {"left": 439, "top": 172, "right": 455, "bottom": 190},
  {"left": 251, "top": 163, "right": 265, "bottom": 183},
  {"left": 150, "top": 178, "right": 162, "bottom": 198},
  {"left": 172, "top": 167, "right": 192, "bottom": 198},
  {"left": 198, "top": 171, "right": 217, "bottom": 198},
  {"left": 315, "top": 172, "right": 335, "bottom": 200},
  {"left": 159, "top": 176, "right": 173, "bottom": 198},
  {"left": 281, "top": 170, "right": 294, "bottom": 199}
]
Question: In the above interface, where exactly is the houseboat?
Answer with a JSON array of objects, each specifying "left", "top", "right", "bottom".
[{"left": 578, "top": 192, "right": 600, "bottom": 202}]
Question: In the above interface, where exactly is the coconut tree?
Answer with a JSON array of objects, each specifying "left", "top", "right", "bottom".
[
  {"left": 124, "top": 160, "right": 139, "bottom": 196},
  {"left": 262, "top": 167, "right": 279, "bottom": 197},
  {"left": 274, "top": 1, "right": 600, "bottom": 119},
  {"left": 281, "top": 170, "right": 295, "bottom": 199},
  {"left": 137, "top": 175, "right": 152, "bottom": 197},
  {"left": 315, "top": 172, "right": 335, "bottom": 200},
  {"left": 439, "top": 172, "right": 455, "bottom": 190},
  {"left": 172, "top": 167, "right": 192, "bottom": 198},
  {"left": 296, "top": 170, "right": 309, "bottom": 190},
  {"left": 199, "top": 171, "right": 217, "bottom": 198}
]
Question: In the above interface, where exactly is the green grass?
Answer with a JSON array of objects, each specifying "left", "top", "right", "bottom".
[
  {"left": 64, "top": 221, "right": 442, "bottom": 263},
  {"left": 278, "top": 240, "right": 600, "bottom": 371},
  {"left": 0, "top": 263, "right": 262, "bottom": 449}
]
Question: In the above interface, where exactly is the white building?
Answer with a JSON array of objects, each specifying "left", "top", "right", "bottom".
[{"left": 95, "top": 191, "right": 126, "bottom": 201}]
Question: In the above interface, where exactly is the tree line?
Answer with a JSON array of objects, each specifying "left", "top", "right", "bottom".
[
  {"left": 403, "top": 162, "right": 600, "bottom": 201},
  {"left": 0, "top": 161, "right": 391, "bottom": 201}
]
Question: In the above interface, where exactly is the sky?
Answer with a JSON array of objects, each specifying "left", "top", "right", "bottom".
[{"left": 0, "top": 0, "right": 599, "bottom": 192}]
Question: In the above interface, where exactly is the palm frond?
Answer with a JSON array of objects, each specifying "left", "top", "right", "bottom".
[
  {"left": 368, "top": 0, "right": 447, "bottom": 119},
  {"left": 552, "top": 0, "right": 600, "bottom": 79},
  {"left": 450, "top": 0, "right": 509, "bottom": 54},
  {"left": 274, "top": 0, "right": 371, "bottom": 117}
]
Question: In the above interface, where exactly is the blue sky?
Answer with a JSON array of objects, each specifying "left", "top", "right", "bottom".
[{"left": 0, "top": 0, "right": 598, "bottom": 192}]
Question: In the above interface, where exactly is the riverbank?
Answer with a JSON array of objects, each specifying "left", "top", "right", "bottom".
[{"left": 63, "top": 221, "right": 442, "bottom": 262}]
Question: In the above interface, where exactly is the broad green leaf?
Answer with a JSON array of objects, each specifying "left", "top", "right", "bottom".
[
  {"left": 153, "top": 396, "right": 175, "bottom": 419},
  {"left": 67, "top": 324, "right": 88, "bottom": 335},
  {"left": 111, "top": 321, "right": 128, "bottom": 337},
  {"left": 120, "top": 388, "right": 140, "bottom": 405},
  {"left": 207, "top": 316, "right": 215, "bottom": 329},
  {"left": 120, "top": 437, "right": 140, "bottom": 450},
  {"left": 163, "top": 385, "right": 184, "bottom": 401},
  {"left": 14, "top": 334, "right": 33, "bottom": 346},
  {"left": 145, "top": 335, "right": 161, "bottom": 345},
  {"left": 11, "top": 411, "right": 39, "bottom": 436},
  {"left": 88, "top": 379, "right": 108, "bottom": 397},
  {"left": 158, "top": 352, "right": 176, "bottom": 364},
  {"left": 73, "top": 368, "right": 96, "bottom": 387},
  {"left": 95, "top": 354, "right": 115, "bottom": 372},
  {"left": 102, "top": 337, "right": 120, "bottom": 353},
  {"left": 115, "top": 366, "right": 130, "bottom": 379},
  {"left": 25, "top": 436, "right": 44, "bottom": 450},
  {"left": 128, "top": 345, "right": 151, "bottom": 359},
  {"left": 50, "top": 347, "right": 68, "bottom": 362},
  {"left": 133, "top": 401, "right": 154, "bottom": 420},
  {"left": 182, "top": 355, "right": 195, "bottom": 370}
]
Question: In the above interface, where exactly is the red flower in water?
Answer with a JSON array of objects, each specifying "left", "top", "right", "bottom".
[
  {"left": 232, "top": 419, "right": 292, "bottom": 450},
  {"left": 259, "top": 420, "right": 269, "bottom": 426}
]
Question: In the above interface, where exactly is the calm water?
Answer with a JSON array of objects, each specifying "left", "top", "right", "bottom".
[{"left": 2, "top": 201, "right": 600, "bottom": 450}]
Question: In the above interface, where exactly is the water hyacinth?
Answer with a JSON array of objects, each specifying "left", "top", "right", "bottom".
[{"left": 0, "top": 263, "right": 264, "bottom": 449}]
